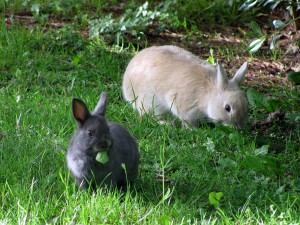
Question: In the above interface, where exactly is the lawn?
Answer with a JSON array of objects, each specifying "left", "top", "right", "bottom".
[{"left": 0, "top": 1, "right": 300, "bottom": 224}]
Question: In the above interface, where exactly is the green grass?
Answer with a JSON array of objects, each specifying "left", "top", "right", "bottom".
[
  {"left": 1, "top": 2, "right": 300, "bottom": 224},
  {"left": 166, "top": 0, "right": 255, "bottom": 28}
]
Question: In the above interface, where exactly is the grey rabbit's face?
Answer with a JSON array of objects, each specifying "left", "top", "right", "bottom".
[
  {"left": 72, "top": 95, "right": 112, "bottom": 155},
  {"left": 77, "top": 116, "right": 112, "bottom": 154}
]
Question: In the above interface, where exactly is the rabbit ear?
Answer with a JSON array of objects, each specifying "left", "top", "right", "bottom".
[
  {"left": 216, "top": 59, "right": 228, "bottom": 89},
  {"left": 232, "top": 62, "right": 248, "bottom": 85},
  {"left": 72, "top": 98, "right": 91, "bottom": 125},
  {"left": 94, "top": 92, "right": 107, "bottom": 116}
]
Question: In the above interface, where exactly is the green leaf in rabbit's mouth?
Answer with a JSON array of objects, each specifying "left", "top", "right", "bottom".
[{"left": 96, "top": 150, "right": 109, "bottom": 164}]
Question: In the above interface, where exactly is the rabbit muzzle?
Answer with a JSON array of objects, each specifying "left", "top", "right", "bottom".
[{"left": 93, "top": 139, "right": 112, "bottom": 153}]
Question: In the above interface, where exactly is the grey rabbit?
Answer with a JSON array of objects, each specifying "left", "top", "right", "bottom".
[{"left": 67, "top": 92, "right": 139, "bottom": 190}]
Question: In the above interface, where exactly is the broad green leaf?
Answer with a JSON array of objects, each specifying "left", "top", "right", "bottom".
[
  {"left": 254, "top": 145, "right": 269, "bottom": 156},
  {"left": 239, "top": 0, "right": 258, "bottom": 11},
  {"left": 215, "top": 125, "right": 234, "bottom": 133},
  {"left": 249, "top": 21, "right": 262, "bottom": 35},
  {"left": 209, "top": 192, "right": 223, "bottom": 208},
  {"left": 247, "top": 89, "right": 268, "bottom": 109},
  {"left": 265, "top": 157, "right": 278, "bottom": 174},
  {"left": 263, "top": 0, "right": 281, "bottom": 11},
  {"left": 219, "top": 157, "right": 238, "bottom": 168},
  {"left": 242, "top": 155, "right": 265, "bottom": 172},
  {"left": 270, "top": 35, "right": 281, "bottom": 49},
  {"left": 246, "top": 36, "right": 266, "bottom": 53},
  {"left": 273, "top": 20, "right": 285, "bottom": 29},
  {"left": 247, "top": 89, "right": 278, "bottom": 112},
  {"left": 207, "top": 56, "right": 215, "bottom": 65},
  {"left": 207, "top": 48, "right": 215, "bottom": 64},
  {"left": 120, "top": 25, "right": 126, "bottom": 31},
  {"left": 288, "top": 72, "right": 300, "bottom": 85},
  {"left": 276, "top": 185, "right": 286, "bottom": 194},
  {"left": 31, "top": 3, "right": 40, "bottom": 15},
  {"left": 96, "top": 151, "right": 109, "bottom": 164},
  {"left": 72, "top": 53, "right": 83, "bottom": 66},
  {"left": 265, "top": 99, "right": 279, "bottom": 112},
  {"left": 263, "top": 0, "right": 277, "bottom": 5},
  {"left": 247, "top": 89, "right": 258, "bottom": 108},
  {"left": 162, "top": 188, "right": 171, "bottom": 201},
  {"left": 286, "top": 112, "right": 300, "bottom": 122},
  {"left": 204, "top": 137, "right": 215, "bottom": 152},
  {"left": 121, "top": 163, "right": 126, "bottom": 170},
  {"left": 157, "top": 215, "right": 172, "bottom": 225}
]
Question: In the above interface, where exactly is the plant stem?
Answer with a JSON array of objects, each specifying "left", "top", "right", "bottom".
[{"left": 292, "top": 1, "right": 300, "bottom": 30}]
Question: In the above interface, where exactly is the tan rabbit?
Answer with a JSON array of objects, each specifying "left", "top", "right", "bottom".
[{"left": 122, "top": 45, "right": 248, "bottom": 127}]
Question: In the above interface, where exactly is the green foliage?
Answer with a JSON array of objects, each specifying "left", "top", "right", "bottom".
[
  {"left": 244, "top": 21, "right": 264, "bottom": 38},
  {"left": 157, "top": 216, "right": 172, "bottom": 225},
  {"left": 240, "top": 0, "right": 283, "bottom": 12},
  {"left": 209, "top": 192, "right": 224, "bottom": 208},
  {"left": 207, "top": 48, "right": 215, "bottom": 65},
  {"left": 245, "top": 35, "right": 267, "bottom": 53},
  {"left": 89, "top": 1, "right": 169, "bottom": 46},
  {"left": 242, "top": 0, "right": 300, "bottom": 54},
  {"left": 1, "top": 0, "right": 107, "bottom": 16},
  {"left": 168, "top": 0, "right": 255, "bottom": 28},
  {"left": 244, "top": 20, "right": 289, "bottom": 55},
  {"left": 240, "top": 145, "right": 279, "bottom": 177},
  {"left": 87, "top": 0, "right": 257, "bottom": 46},
  {"left": 247, "top": 89, "right": 279, "bottom": 112},
  {"left": 240, "top": 0, "right": 299, "bottom": 12},
  {"left": 288, "top": 71, "right": 300, "bottom": 85}
]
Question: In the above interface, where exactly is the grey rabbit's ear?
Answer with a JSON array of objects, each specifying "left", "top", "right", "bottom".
[
  {"left": 232, "top": 62, "right": 248, "bottom": 85},
  {"left": 94, "top": 92, "right": 107, "bottom": 116},
  {"left": 216, "top": 59, "right": 228, "bottom": 89},
  {"left": 72, "top": 98, "right": 91, "bottom": 125}
]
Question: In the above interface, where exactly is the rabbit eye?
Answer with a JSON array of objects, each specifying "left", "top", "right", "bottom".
[
  {"left": 225, "top": 104, "right": 231, "bottom": 112},
  {"left": 87, "top": 130, "right": 94, "bottom": 137}
]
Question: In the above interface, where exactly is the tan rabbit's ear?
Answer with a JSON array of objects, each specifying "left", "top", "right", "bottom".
[
  {"left": 232, "top": 62, "right": 248, "bottom": 85},
  {"left": 216, "top": 59, "right": 228, "bottom": 89},
  {"left": 94, "top": 92, "right": 107, "bottom": 117},
  {"left": 72, "top": 98, "right": 91, "bottom": 125}
]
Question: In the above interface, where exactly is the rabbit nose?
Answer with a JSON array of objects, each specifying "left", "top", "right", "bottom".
[
  {"left": 101, "top": 139, "right": 112, "bottom": 148},
  {"left": 106, "top": 139, "right": 112, "bottom": 147}
]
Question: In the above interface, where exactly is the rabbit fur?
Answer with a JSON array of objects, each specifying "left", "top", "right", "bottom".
[
  {"left": 122, "top": 45, "right": 249, "bottom": 127},
  {"left": 67, "top": 92, "right": 139, "bottom": 190}
]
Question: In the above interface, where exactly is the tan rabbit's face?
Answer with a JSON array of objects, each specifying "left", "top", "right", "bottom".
[
  {"left": 207, "top": 91, "right": 248, "bottom": 127},
  {"left": 207, "top": 61, "right": 248, "bottom": 128}
]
